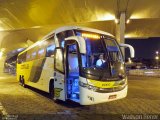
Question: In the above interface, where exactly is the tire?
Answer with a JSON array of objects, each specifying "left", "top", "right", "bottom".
[
  {"left": 19, "top": 75, "right": 22, "bottom": 85},
  {"left": 50, "top": 85, "right": 55, "bottom": 100},
  {"left": 49, "top": 82, "right": 57, "bottom": 102},
  {"left": 21, "top": 76, "right": 26, "bottom": 88}
]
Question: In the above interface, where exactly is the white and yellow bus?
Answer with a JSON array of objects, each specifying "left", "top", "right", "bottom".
[{"left": 17, "top": 26, "right": 134, "bottom": 105}]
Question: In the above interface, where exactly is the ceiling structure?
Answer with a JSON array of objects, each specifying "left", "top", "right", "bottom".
[{"left": 0, "top": 0, "right": 160, "bottom": 53}]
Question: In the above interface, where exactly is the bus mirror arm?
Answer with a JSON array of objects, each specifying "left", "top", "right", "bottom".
[
  {"left": 119, "top": 43, "right": 135, "bottom": 58},
  {"left": 65, "top": 36, "right": 86, "bottom": 54}
]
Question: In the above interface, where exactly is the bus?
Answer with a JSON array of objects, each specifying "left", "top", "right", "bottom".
[
  {"left": 4, "top": 48, "right": 25, "bottom": 74},
  {"left": 17, "top": 26, "right": 134, "bottom": 105}
]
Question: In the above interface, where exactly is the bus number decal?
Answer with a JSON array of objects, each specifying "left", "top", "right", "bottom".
[
  {"left": 21, "top": 64, "right": 29, "bottom": 69},
  {"left": 88, "top": 96, "right": 94, "bottom": 101},
  {"left": 54, "top": 88, "right": 63, "bottom": 98}
]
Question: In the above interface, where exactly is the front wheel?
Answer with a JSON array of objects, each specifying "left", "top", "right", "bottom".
[
  {"left": 21, "top": 76, "right": 26, "bottom": 88},
  {"left": 50, "top": 86, "right": 58, "bottom": 102},
  {"left": 50, "top": 86, "right": 55, "bottom": 100},
  {"left": 19, "top": 75, "right": 22, "bottom": 85}
]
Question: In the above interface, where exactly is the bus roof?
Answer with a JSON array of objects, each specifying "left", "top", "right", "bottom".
[
  {"left": 18, "top": 39, "right": 47, "bottom": 56},
  {"left": 18, "top": 26, "right": 114, "bottom": 56},
  {"left": 45, "top": 26, "right": 114, "bottom": 39}
]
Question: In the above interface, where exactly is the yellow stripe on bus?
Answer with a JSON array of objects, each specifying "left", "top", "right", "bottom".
[{"left": 88, "top": 79, "right": 118, "bottom": 88}]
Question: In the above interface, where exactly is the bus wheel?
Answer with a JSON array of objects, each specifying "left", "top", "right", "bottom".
[
  {"left": 50, "top": 87, "right": 58, "bottom": 102},
  {"left": 19, "top": 75, "right": 22, "bottom": 85},
  {"left": 21, "top": 76, "right": 26, "bottom": 88},
  {"left": 50, "top": 86, "right": 55, "bottom": 100}
]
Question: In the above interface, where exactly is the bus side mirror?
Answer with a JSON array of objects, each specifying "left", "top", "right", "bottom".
[
  {"left": 77, "top": 36, "right": 86, "bottom": 54},
  {"left": 119, "top": 43, "right": 135, "bottom": 58}
]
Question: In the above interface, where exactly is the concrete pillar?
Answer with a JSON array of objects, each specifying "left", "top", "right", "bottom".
[
  {"left": 115, "top": 12, "right": 126, "bottom": 56},
  {"left": 116, "top": 12, "right": 126, "bottom": 43}
]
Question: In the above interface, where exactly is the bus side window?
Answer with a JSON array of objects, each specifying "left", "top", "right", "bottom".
[
  {"left": 26, "top": 54, "right": 30, "bottom": 61},
  {"left": 46, "top": 45, "right": 55, "bottom": 57},
  {"left": 55, "top": 49, "right": 64, "bottom": 73},
  {"left": 30, "top": 47, "right": 38, "bottom": 60},
  {"left": 17, "top": 52, "right": 27, "bottom": 64},
  {"left": 57, "top": 32, "right": 65, "bottom": 48},
  {"left": 17, "top": 55, "right": 22, "bottom": 64},
  {"left": 31, "top": 52, "right": 37, "bottom": 60},
  {"left": 46, "top": 36, "right": 55, "bottom": 57},
  {"left": 57, "top": 30, "right": 74, "bottom": 48},
  {"left": 38, "top": 48, "right": 45, "bottom": 58}
]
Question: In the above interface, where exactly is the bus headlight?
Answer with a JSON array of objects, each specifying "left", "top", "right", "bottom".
[
  {"left": 79, "top": 81, "right": 97, "bottom": 91},
  {"left": 79, "top": 81, "right": 88, "bottom": 87},
  {"left": 88, "top": 85, "right": 97, "bottom": 91}
]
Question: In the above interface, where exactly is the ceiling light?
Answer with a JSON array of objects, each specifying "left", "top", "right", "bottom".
[
  {"left": 0, "top": 51, "right": 3, "bottom": 58},
  {"left": 115, "top": 19, "right": 119, "bottom": 24},
  {"left": 126, "top": 19, "right": 130, "bottom": 24}
]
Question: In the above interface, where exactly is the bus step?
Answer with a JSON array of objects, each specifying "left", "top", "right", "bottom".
[
  {"left": 74, "top": 91, "right": 79, "bottom": 94},
  {"left": 70, "top": 98, "right": 80, "bottom": 103}
]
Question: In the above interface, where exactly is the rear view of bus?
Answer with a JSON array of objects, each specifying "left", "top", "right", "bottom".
[{"left": 69, "top": 30, "right": 129, "bottom": 105}]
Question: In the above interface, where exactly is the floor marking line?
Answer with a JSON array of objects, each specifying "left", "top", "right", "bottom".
[{"left": 0, "top": 102, "right": 8, "bottom": 116}]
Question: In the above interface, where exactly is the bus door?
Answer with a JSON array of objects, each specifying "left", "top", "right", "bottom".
[
  {"left": 65, "top": 40, "right": 80, "bottom": 102},
  {"left": 54, "top": 48, "right": 66, "bottom": 101}
]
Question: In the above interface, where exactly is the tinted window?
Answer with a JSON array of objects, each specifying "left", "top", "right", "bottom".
[
  {"left": 57, "top": 30, "right": 74, "bottom": 48},
  {"left": 46, "top": 36, "right": 55, "bottom": 57},
  {"left": 17, "top": 52, "right": 26, "bottom": 64},
  {"left": 26, "top": 54, "right": 30, "bottom": 61},
  {"left": 32, "top": 52, "right": 37, "bottom": 59},
  {"left": 46, "top": 45, "right": 55, "bottom": 57},
  {"left": 55, "top": 49, "right": 64, "bottom": 72},
  {"left": 38, "top": 48, "right": 45, "bottom": 58},
  {"left": 30, "top": 46, "right": 38, "bottom": 60}
]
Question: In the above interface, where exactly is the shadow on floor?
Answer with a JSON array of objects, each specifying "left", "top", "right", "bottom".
[{"left": 25, "top": 85, "right": 84, "bottom": 108}]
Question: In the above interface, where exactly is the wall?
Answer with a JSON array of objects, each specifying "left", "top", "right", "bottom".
[
  {"left": 129, "top": 69, "right": 160, "bottom": 77},
  {"left": 0, "top": 56, "right": 5, "bottom": 76}
]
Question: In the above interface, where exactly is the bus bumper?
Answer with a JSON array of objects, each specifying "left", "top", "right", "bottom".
[{"left": 79, "top": 85, "right": 128, "bottom": 105}]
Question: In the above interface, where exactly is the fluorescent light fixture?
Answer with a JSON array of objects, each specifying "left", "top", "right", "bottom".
[
  {"left": 115, "top": 19, "right": 119, "bottom": 24},
  {"left": 0, "top": 51, "right": 3, "bottom": 58},
  {"left": 82, "top": 33, "right": 100, "bottom": 39},
  {"left": 97, "top": 13, "right": 115, "bottom": 21},
  {"left": 1, "top": 48, "right": 5, "bottom": 52},
  {"left": 126, "top": 19, "right": 130, "bottom": 24}
]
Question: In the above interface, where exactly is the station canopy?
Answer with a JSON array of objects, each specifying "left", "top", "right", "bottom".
[{"left": 0, "top": 0, "right": 160, "bottom": 53}]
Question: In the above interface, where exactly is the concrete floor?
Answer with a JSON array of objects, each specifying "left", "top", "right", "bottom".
[{"left": 0, "top": 73, "right": 160, "bottom": 120}]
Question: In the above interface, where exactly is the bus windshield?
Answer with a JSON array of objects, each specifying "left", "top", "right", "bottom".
[{"left": 75, "top": 30, "right": 124, "bottom": 80}]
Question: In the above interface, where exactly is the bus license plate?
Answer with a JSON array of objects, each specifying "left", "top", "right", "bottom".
[{"left": 109, "top": 95, "right": 117, "bottom": 99}]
